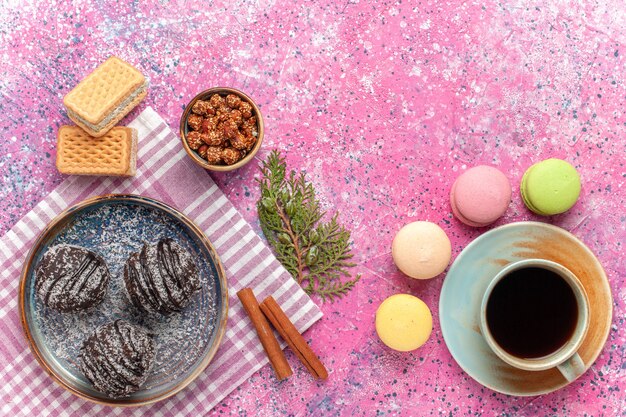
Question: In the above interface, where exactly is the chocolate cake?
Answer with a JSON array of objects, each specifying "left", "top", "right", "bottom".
[
  {"left": 123, "top": 238, "right": 201, "bottom": 315},
  {"left": 35, "top": 245, "right": 110, "bottom": 312},
  {"left": 79, "top": 320, "right": 155, "bottom": 398}
]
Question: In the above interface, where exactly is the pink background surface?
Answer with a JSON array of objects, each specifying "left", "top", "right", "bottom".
[{"left": 1, "top": 0, "right": 625, "bottom": 415}]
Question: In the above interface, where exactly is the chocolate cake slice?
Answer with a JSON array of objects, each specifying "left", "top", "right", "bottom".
[
  {"left": 79, "top": 320, "right": 155, "bottom": 398},
  {"left": 35, "top": 245, "right": 110, "bottom": 312},
  {"left": 123, "top": 238, "right": 201, "bottom": 315}
]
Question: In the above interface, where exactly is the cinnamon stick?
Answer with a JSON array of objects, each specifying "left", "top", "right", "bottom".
[
  {"left": 237, "top": 288, "right": 292, "bottom": 380},
  {"left": 260, "top": 296, "right": 328, "bottom": 380}
]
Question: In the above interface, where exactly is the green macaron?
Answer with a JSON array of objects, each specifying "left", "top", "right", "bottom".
[{"left": 520, "top": 158, "right": 581, "bottom": 216}]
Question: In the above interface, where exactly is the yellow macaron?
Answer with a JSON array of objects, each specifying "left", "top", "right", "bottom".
[{"left": 375, "top": 294, "right": 433, "bottom": 351}]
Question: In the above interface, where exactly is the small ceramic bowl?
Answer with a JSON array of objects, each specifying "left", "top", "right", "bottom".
[{"left": 180, "top": 87, "right": 264, "bottom": 172}]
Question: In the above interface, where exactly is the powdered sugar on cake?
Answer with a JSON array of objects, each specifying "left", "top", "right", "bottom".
[
  {"left": 80, "top": 319, "right": 156, "bottom": 398},
  {"left": 35, "top": 245, "right": 110, "bottom": 312},
  {"left": 124, "top": 238, "right": 201, "bottom": 315}
]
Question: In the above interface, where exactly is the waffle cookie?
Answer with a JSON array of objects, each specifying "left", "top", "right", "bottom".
[
  {"left": 56, "top": 126, "right": 137, "bottom": 176},
  {"left": 63, "top": 56, "right": 148, "bottom": 137}
]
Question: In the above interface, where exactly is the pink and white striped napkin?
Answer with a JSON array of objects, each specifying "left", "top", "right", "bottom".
[{"left": 0, "top": 107, "right": 323, "bottom": 417}]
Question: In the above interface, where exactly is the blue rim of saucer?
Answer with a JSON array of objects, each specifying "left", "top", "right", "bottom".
[{"left": 439, "top": 221, "right": 612, "bottom": 396}]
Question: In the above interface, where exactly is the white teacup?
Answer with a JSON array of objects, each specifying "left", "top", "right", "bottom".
[{"left": 479, "top": 259, "right": 590, "bottom": 382}]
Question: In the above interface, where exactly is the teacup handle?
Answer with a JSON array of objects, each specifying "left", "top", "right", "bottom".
[{"left": 557, "top": 352, "right": 585, "bottom": 382}]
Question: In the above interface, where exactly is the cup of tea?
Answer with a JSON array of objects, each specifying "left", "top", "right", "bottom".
[{"left": 479, "top": 259, "right": 590, "bottom": 381}]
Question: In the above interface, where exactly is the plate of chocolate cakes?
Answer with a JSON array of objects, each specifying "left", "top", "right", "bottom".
[{"left": 19, "top": 194, "right": 229, "bottom": 406}]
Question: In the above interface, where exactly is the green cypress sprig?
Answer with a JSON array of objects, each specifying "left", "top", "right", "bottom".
[{"left": 256, "top": 150, "right": 361, "bottom": 302}]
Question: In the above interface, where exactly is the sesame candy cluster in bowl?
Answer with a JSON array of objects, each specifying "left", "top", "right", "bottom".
[{"left": 180, "top": 87, "right": 264, "bottom": 172}]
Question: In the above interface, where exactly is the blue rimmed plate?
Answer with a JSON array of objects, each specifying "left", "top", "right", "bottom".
[{"left": 19, "top": 194, "right": 228, "bottom": 406}]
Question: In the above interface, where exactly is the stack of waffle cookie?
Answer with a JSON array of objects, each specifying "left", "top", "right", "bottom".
[{"left": 57, "top": 56, "right": 147, "bottom": 176}]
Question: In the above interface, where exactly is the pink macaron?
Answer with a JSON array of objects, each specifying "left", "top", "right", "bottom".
[{"left": 450, "top": 165, "right": 512, "bottom": 227}]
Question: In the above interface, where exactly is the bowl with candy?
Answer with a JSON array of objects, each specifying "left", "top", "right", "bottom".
[{"left": 180, "top": 87, "right": 264, "bottom": 172}]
